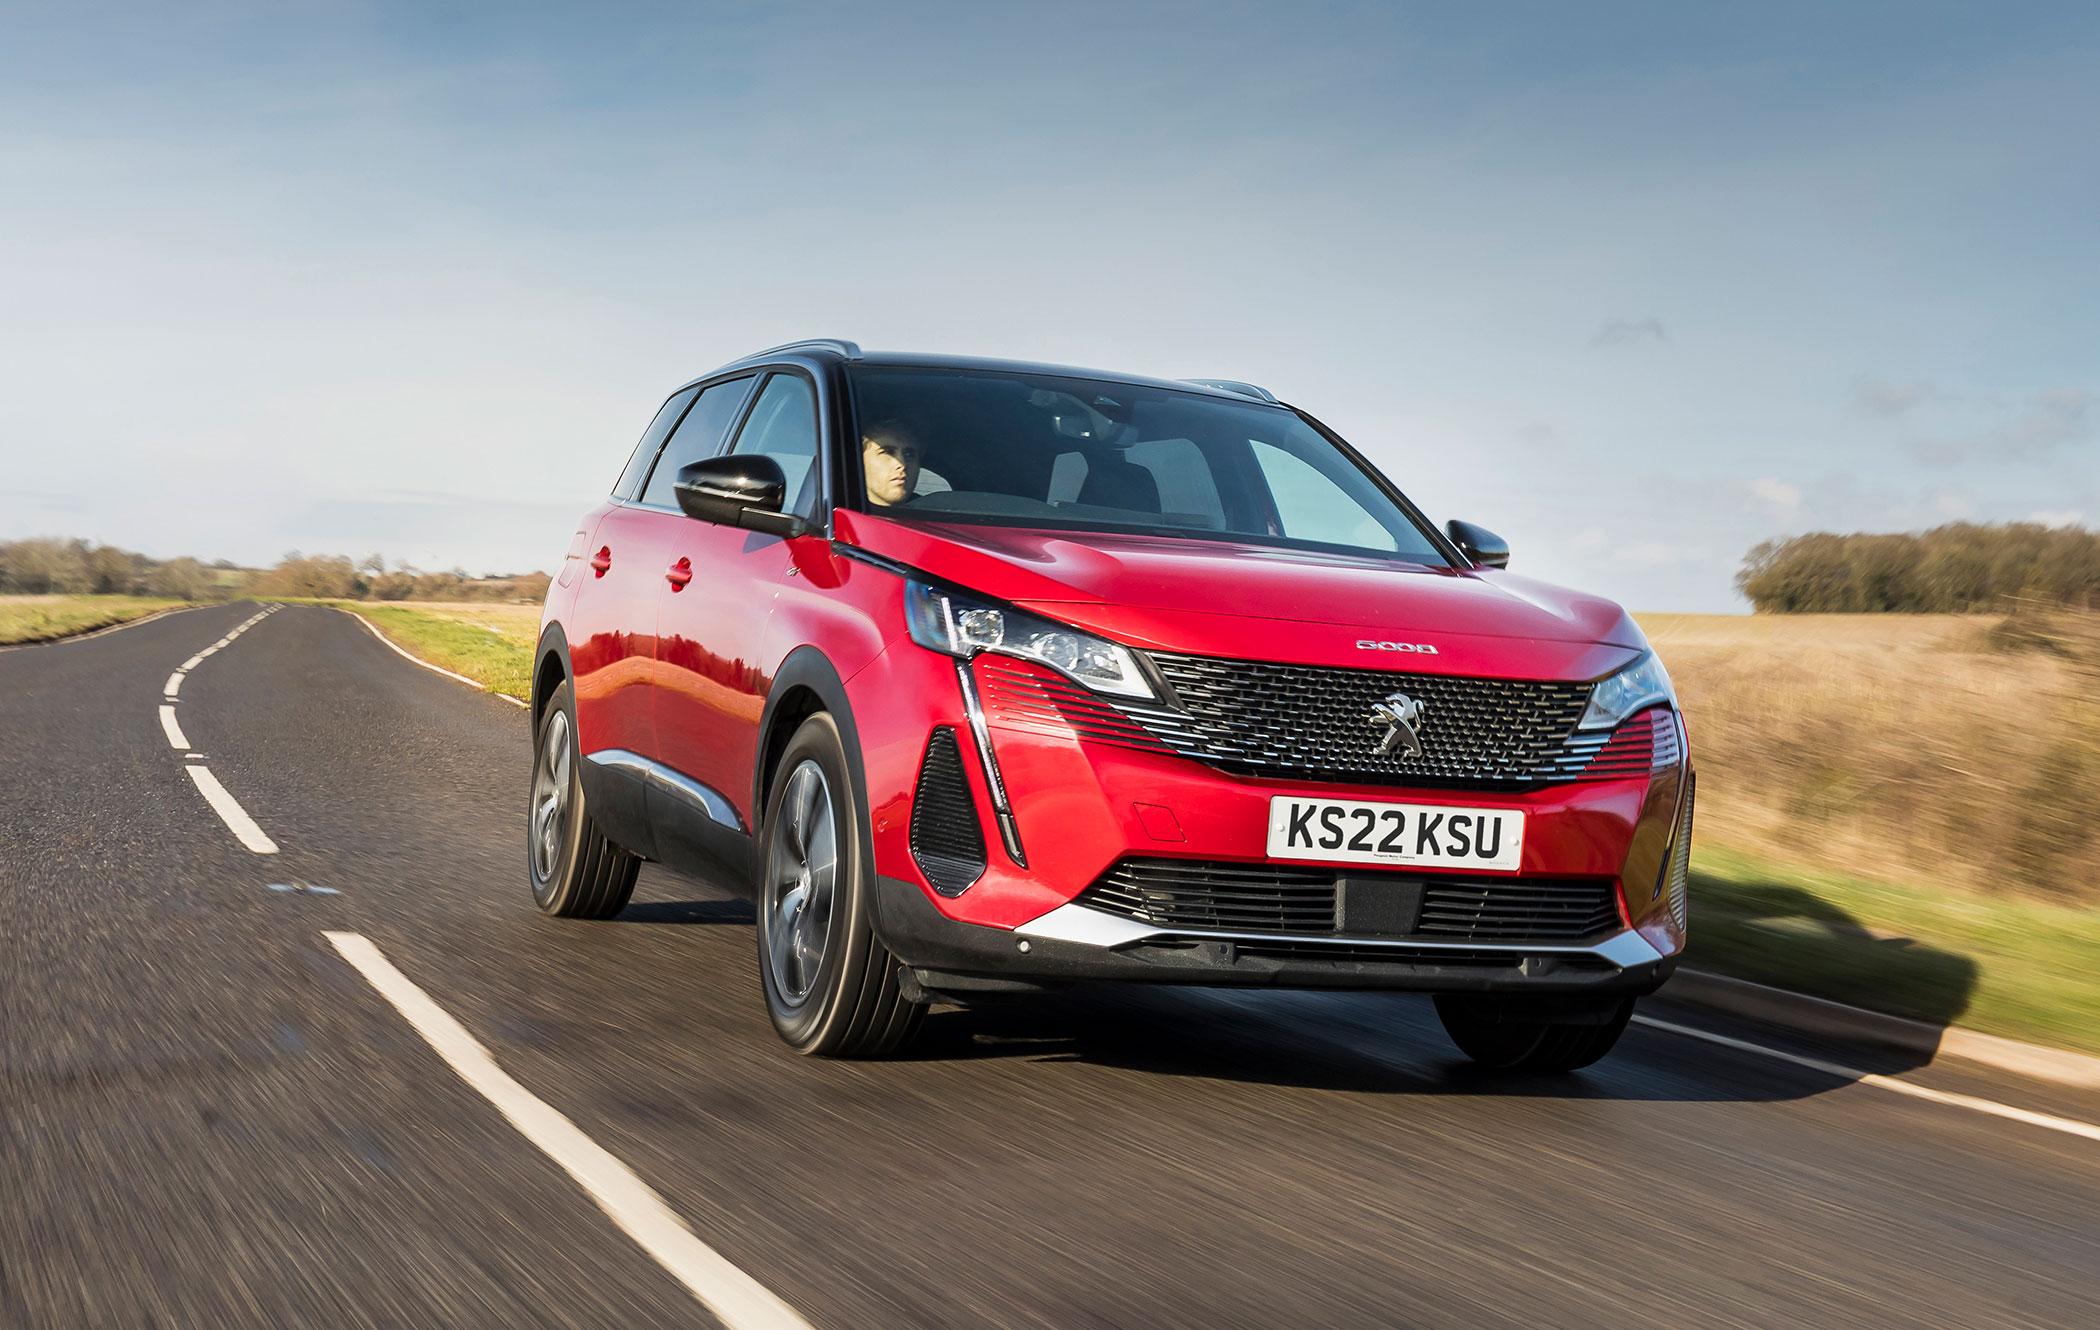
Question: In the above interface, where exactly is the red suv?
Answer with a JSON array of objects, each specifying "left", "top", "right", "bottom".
[{"left": 530, "top": 340, "right": 1691, "bottom": 1069}]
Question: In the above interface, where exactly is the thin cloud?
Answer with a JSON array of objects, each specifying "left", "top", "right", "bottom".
[
  {"left": 1591, "top": 317, "right": 1667, "bottom": 348},
  {"left": 1906, "top": 388, "right": 2094, "bottom": 465},
  {"left": 1850, "top": 377, "right": 1935, "bottom": 419}
]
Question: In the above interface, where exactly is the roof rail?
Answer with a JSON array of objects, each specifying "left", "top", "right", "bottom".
[
  {"left": 740, "top": 338, "right": 863, "bottom": 362},
  {"left": 1182, "top": 378, "right": 1278, "bottom": 403}
]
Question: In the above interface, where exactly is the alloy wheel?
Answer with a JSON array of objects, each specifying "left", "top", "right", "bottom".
[
  {"left": 531, "top": 708, "right": 572, "bottom": 883},
  {"left": 765, "top": 759, "right": 838, "bottom": 1007}
]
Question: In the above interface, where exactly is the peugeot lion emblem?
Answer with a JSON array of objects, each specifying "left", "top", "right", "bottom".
[{"left": 1367, "top": 692, "right": 1427, "bottom": 760}]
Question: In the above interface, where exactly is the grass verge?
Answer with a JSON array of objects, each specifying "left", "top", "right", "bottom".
[
  {"left": 0, "top": 594, "right": 188, "bottom": 645},
  {"left": 1689, "top": 842, "right": 2100, "bottom": 1056},
  {"left": 318, "top": 600, "right": 536, "bottom": 700}
]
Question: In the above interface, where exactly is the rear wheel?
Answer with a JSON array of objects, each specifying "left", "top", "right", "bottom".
[
  {"left": 1434, "top": 995, "right": 1634, "bottom": 1072},
  {"left": 756, "top": 713, "right": 923, "bottom": 1057},
  {"left": 528, "top": 679, "right": 639, "bottom": 919}
]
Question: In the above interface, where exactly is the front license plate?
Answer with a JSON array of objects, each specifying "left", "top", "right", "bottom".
[{"left": 1266, "top": 796, "right": 1525, "bottom": 872}]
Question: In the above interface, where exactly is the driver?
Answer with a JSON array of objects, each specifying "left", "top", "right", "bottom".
[{"left": 861, "top": 422, "right": 923, "bottom": 507}]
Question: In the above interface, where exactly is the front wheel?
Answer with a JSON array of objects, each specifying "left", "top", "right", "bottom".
[
  {"left": 528, "top": 680, "right": 639, "bottom": 919},
  {"left": 1434, "top": 995, "right": 1634, "bottom": 1072},
  {"left": 756, "top": 713, "right": 923, "bottom": 1057}
]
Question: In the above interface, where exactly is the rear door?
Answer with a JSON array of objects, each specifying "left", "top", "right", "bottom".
[
  {"left": 653, "top": 370, "right": 824, "bottom": 831},
  {"left": 569, "top": 385, "right": 697, "bottom": 762}
]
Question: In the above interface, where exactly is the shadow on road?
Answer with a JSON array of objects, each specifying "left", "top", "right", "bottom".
[
  {"left": 618, "top": 871, "right": 1983, "bottom": 1101},
  {"left": 1682, "top": 864, "right": 1981, "bottom": 1075}
]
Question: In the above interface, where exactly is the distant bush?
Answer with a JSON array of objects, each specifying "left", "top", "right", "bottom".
[
  {"left": 1737, "top": 523, "right": 2100, "bottom": 613},
  {"left": 0, "top": 537, "right": 221, "bottom": 599}
]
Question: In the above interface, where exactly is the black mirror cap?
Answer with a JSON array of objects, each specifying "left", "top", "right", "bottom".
[
  {"left": 674, "top": 456, "right": 808, "bottom": 538},
  {"left": 1446, "top": 519, "right": 1510, "bottom": 569}
]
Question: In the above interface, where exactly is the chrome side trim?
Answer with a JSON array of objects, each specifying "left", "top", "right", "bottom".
[
  {"left": 953, "top": 661, "right": 1027, "bottom": 867},
  {"left": 586, "top": 749, "right": 747, "bottom": 833},
  {"left": 1010, "top": 901, "right": 1667, "bottom": 967},
  {"left": 1015, "top": 902, "right": 1160, "bottom": 948}
]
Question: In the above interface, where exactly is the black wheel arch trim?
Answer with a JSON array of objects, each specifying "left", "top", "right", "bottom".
[{"left": 757, "top": 647, "right": 874, "bottom": 858}]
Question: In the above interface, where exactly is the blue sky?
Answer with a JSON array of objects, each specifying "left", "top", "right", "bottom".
[{"left": 1, "top": 0, "right": 2093, "bottom": 609}]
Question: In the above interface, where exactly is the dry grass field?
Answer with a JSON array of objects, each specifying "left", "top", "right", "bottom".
[{"left": 1639, "top": 610, "right": 2099, "bottom": 902}]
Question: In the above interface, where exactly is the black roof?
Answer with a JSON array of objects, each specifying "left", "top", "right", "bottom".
[{"left": 701, "top": 340, "right": 1282, "bottom": 406}]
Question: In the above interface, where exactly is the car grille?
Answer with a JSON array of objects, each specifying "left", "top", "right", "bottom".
[
  {"left": 977, "top": 653, "right": 1677, "bottom": 788},
  {"left": 1112, "top": 651, "right": 1609, "bottom": 787},
  {"left": 1080, "top": 858, "right": 1621, "bottom": 943}
]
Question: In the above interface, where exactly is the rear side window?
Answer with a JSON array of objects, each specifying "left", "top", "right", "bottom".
[
  {"left": 729, "top": 374, "right": 822, "bottom": 516},
  {"left": 640, "top": 376, "right": 757, "bottom": 507},
  {"left": 614, "top": 386, "right": 698, "bottom": 498}
]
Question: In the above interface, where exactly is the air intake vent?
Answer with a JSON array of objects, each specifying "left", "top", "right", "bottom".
[
  {"left": 911, "top": 728, "right": 986, "bottom": 896},
  {"left": 1665, "top": 772, "right": 1694, "bottom": 930}
]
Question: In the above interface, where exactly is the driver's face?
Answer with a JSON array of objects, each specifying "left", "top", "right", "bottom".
[{"left": 862, "top": 435, "right": 921, "bottom": 506}]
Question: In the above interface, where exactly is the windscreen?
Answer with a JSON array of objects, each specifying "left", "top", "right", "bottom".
[{"left": 847, "top": 367, "right": 1450, "bottom": 565}]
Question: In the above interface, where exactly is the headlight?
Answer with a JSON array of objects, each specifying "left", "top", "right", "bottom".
[
  {"left": 1578, "top": 651, "right": 1675, "bottom": 731},
  {"left": 905, "top": 580, "right": 1156, "bottom": 700}
]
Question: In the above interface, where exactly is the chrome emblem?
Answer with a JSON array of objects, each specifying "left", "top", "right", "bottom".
[{"left": 1368, "top": 692, "right": 1427, "bottom": 760}]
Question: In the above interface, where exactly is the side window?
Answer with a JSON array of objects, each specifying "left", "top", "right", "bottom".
[
  {"left": 640, "top": 376, "right": 756, "bottom": 507},
  {"left": 613, "top": 386, "right": 698, "bottom": 498},
  {"left": 729, "top": 374, "right": 822, "bottom": 516},
  {"left": 1249, "top": 438, "right": 1400, "bottom": 551}
]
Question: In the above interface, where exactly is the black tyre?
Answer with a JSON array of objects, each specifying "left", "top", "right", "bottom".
[
  {"left": 529, "top": 679, "right": 639, "bottom": 919},
  {"left": 756, "top": 712, "right": 924, "bottom": 1057},
  {"left": 1434, "top": 995, "right": 1634, "bottom": 1072}
]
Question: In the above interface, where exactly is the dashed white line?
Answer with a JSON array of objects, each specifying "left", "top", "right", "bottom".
[
  {"left": 186, "top": 765, "right": 279, "bottom": 854},
  {"left": 163, "top": 671, "right": 184, "bottom": 698},
  {"left": 1634, "top": 1016, "right": 2100, "bottom": 1144},
  {"left": 323, "top": 932, "right": 812, "bottom": 1330},
  {"left": 158, "top": 705, "right": 189, "bottom": 750}
]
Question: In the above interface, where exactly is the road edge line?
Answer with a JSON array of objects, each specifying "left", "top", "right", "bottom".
[
  {"left": 1632, "top": 1015, "right": 2100, "bottom": 1144},
  {"left": 1662, "top": 968, "right": 2100, "bottom": 1092},
  {"left": 321, "top": 931, "right": 812, "bottom": 1330},
  {"left": 333, "top": 607, "right": 530, "bottom": 707}
]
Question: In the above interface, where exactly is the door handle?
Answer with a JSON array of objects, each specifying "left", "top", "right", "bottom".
[
  {"left": 590, "top": 546, "right": 612, "bottom": 577},
  {"left": 665, "top": 556, "right": 693, "bottom": 590}
]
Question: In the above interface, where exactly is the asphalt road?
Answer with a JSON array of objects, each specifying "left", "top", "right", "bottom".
[{"left": 6, "top": 601, "right": 2099, "bottom": 1329}]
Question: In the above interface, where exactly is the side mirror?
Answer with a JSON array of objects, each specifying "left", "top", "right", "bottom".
[
  {"left": 1446, "top": 519, "right": 1509, "bottom": 569},
  {"left": 674, "top": 456, "right": 808, "bottom": 538}
]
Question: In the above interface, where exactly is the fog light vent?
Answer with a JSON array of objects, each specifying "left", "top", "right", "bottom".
[
  {"left": 1666, "top": 772, "right": 1694, "bottom": 931},
  {"left": 911, "top": 728, "right": 987, "bottom": 897}
]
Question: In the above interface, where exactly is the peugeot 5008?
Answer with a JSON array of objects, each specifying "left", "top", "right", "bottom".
[{"left": 529, "top": 340, "right": 1691, "bottom": 1068}]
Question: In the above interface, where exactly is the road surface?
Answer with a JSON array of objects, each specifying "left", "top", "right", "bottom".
[{"left": 6, "top": 602, "right": 2097, "bottom": 1328}]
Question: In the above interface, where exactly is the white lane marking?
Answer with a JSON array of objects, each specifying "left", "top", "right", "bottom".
[
  {"left": 184, "top": 765, "right": 279, "bottom": 854},
  {"left": 1634, "top": 1016, "right": 2100, "bottom": 1144},
  {"left": 323, "top": 932, "right": 812, "bottom": 1330},
  {"left": 164, "top": 671, "right": 184, "bottom": 697},
  {"left": 342, "top": 609, "right": 530, "bottom": 706},
  {"left": 182, "top": 654, "right": 205, "bottom": 670},
  {"left": 158, "top": 705, "right": 190, "bottom": 750}
]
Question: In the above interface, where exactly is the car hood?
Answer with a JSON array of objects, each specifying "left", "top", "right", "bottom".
[{"left": 836, "top": 512, "right": 1648, "bottom": 681}]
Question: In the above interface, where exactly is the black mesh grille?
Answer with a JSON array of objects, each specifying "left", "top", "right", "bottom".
[
  {"left": 910, "top": 729, "right": 985, "bottom": 896},
  {"left": 1114, "top": 652, "right": 1602, "bottom": 787},
  {"left": 1416, "top": 877, "right": 1621, "bottom": 940},
  {"left": 1080, "top": 858, "right": 1620, "bottom": 943}
]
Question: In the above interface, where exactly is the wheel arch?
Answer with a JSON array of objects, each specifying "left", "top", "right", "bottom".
[
  {"left": 532, "top": 621, "right": 572, "bottom": 724},
  {"left": 756, "top": 647, "right": 871, "bottom": 846}
]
